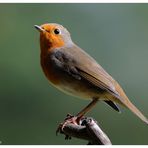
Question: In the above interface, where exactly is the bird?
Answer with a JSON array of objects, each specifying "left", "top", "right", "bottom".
[{"left": 34, "top": 23, "right": 148, "bottom": 124}]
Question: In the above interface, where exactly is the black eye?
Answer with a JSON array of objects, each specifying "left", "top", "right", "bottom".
[{"left": 54, "top": 28, "right": 60, "bottom": 34}]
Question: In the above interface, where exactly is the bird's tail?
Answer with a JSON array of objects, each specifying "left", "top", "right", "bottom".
[
  {"left": 119, "top": 97, "right": 148, "bottom": 124},
  {"left": 114, "top": 82, "right": 148, "bottom": 124}
]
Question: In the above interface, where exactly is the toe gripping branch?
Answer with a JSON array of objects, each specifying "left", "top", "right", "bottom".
[{"left": 56, "top": 114, "right": 112, "bottom": 145}]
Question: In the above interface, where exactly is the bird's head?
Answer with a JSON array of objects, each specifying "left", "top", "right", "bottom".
[{"left": 35, "top": 23, "right": 73, "bottom": 53}]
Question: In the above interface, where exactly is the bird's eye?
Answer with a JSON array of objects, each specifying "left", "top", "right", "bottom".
[{"left": 54, "top": 28, "right": 60, "bottom": 35}]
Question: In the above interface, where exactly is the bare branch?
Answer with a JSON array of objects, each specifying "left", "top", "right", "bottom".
[{"left": 57, "top": 116, "right": 112, "bottom": 145}]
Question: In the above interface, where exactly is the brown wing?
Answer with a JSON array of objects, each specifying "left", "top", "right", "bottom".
[
  {"left": 51, "top": 47, "right": 148, "bottom": 124},
  {"left": 76, "top": 65, "right": 120, "bottom": 98},
  {"left": 67, "top": 46, "right": 148, "bottom": 124},
  {"left": 58, "top": 45, "right": 121, "bottom": 99}
]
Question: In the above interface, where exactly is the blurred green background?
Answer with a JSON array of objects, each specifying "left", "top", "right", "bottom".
[{"left": 0, "top": 3, "right": 148, "bottom": 145}]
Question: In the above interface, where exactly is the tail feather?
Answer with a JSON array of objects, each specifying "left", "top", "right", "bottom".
[
  {"left": 104, "top": 100, "right": 121, "bottom": 112},
  {"left": 120, "top": 98, "right": 148, "bottom": 124},
  {"left": 114, "top": 82, "right": 148, "bottom": 124}
]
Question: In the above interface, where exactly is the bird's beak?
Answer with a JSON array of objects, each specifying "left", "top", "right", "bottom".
[{"left": 34, "top": 25, "right": 45, "bottom": 32}]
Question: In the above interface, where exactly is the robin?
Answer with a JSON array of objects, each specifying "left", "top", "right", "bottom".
[{"left": 34, "top": 23, "right": 148, "bottom": 124}]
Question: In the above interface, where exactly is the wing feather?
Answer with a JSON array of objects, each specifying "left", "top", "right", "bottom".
[{"left": 52, "top": 47, "right": 120, "bottom": 98}]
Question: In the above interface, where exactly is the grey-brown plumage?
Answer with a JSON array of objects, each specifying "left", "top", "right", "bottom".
[{"left": 35, "top": 23, "right": 148, "bottom": 124}]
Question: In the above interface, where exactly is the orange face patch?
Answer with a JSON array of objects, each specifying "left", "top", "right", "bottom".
[
  {"left": 39, "top": 24, "right": 65, "bottom": 85},
  {"left": 40, "top": 24, "right": 65, "bottom": 53},
  {"left": 40, "top": 52, "right": 61, "bottom": 85}
]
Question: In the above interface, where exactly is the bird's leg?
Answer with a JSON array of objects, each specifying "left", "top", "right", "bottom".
[{"left": 76, "top": 98, "right": 98, "bottom": 123}]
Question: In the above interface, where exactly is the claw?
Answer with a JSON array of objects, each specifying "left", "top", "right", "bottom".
[{"left": 56, "top": 113, "right": 83, "bottom": 140}]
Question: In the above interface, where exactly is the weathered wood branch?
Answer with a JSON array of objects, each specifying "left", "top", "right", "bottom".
[{"left": 57, "top": 116, "right": 112, "bottom": 145}]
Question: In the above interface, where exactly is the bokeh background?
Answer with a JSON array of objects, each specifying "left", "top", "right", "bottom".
[{"left": 0, "top": 3, "right": 148, "bottom": 145}]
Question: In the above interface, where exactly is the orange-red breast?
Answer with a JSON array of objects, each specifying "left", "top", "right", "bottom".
[{"left": 35, "top": 23, "right": 148, "bottom": 124}]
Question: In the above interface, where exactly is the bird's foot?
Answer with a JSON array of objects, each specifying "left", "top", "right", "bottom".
[{"left": 56, "top": 113, "right": 83, "bottom": 140}]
